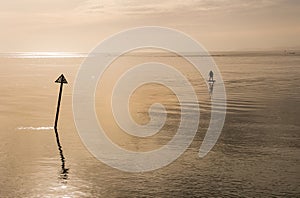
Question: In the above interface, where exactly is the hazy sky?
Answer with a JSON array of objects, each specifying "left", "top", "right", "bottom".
[{"left": 0, "top": 0, "right": 299, "bottom": 52}]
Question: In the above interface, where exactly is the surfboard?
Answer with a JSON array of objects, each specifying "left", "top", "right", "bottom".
[{"left": 208, "top": 79, "right": 215, "bottom": 83}]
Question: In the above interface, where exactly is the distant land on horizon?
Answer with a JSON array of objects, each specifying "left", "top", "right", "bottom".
[
  {"left": 0, "top": 46, "right": 299, "bottom": 55},
  {"left": 0, "top": 49, "right": 299, "bottom": 59}
]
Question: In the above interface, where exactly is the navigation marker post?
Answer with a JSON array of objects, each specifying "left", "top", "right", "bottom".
[{"left": 54, "top": 74, "right": 68, "bottom": 129}]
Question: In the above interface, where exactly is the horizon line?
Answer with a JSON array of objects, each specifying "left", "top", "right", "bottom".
[{"left": 0, "top": 49, "right": 299, "bottom": 54}]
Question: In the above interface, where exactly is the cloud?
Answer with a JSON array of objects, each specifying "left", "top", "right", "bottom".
[{"left": 75, "top": 0, "right": 283, "bottom": 16}]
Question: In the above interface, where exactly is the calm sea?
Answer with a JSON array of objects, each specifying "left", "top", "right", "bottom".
[{"left": 0, "top": 51, "right": 299, "bottom": 197}]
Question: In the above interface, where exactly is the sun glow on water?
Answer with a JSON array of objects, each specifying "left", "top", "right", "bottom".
[{"left": 0, "top": 52, "right": 88, "bottom": 58}]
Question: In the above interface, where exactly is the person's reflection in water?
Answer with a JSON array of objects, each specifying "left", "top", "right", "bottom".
[
  {"left": 54, "top": 127, "right": 69, "bottom": 182},
  {"left": 209, "top": 82, "right": 214, "bottom": 97}
]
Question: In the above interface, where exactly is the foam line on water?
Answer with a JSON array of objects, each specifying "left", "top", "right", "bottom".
[{"left": 17, "top": 126, "right": 54, "bottom": 131}]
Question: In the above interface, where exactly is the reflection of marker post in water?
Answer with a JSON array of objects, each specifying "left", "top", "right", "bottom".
[{"left": 54, "top": 74, "right": 69, "bottom": 177}]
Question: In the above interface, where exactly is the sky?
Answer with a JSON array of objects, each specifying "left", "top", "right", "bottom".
[{"left": 0, "top": 0, "right": 299, "bottom": 52}]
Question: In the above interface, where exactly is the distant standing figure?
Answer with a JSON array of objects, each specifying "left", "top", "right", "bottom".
[{"left": 209, "top": 70, "right": 214, "bottom": 81}]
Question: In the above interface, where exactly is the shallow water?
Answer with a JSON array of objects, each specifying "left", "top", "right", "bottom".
[{"left": 0, "top": 51, "right": 299, "bottom": 197}]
